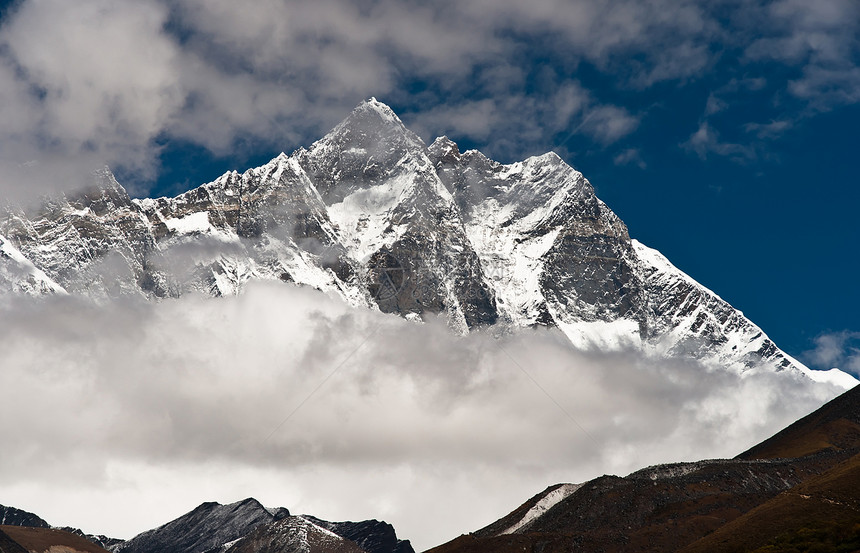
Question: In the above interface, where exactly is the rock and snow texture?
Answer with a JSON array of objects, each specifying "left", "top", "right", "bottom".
[
  {"left": 104, "top": 498, "right": 411, "bottom": 553},
  {"left": 0, "top": 233, "right": 66, "bottom": 296},
  {"left": 300, "top": 516, "right": 414, "bottom": 553},
  {"left": 223, "top": 516, "right": 398, "bottom": 553},
  {"left": 499, "top": 483, "right": 582, "bottom": 535},
  {"left": 0, "top": 504, "right": 50, "bottom": 528},
  {"left": 112, "top": 498, "right": 290, "bottom": 553},
  {"left": 0, "top": 98, "right": 854, "bottom": 385}
]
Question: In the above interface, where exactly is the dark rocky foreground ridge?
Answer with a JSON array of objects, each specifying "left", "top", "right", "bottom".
[
  {"left": 0, "top": 498, "right": 413, "bottom": 553},
  {"left": 429, "top": 383, "right": 860, "bottom": 553},
  {"left": 1, "top": 99, "right": 848, "bottom": 385}
]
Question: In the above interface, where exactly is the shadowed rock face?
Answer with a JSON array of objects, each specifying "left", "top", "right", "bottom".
[
  {"left": 220, "top": 516, "right": 363, "bottom": 553},
  {"left": 0, "top": 505, "right": 49, "bottom": 528},
  {"left": 114, "top": 498, "right": 290, "bottom": 553},
  {"left": 302, "top": 516, "right": 415, "bottom": 553},
  {"left": 223, "top": 515, "right": 414, "bottom": 553},
  {"left": 99, "top": 498, "right": 410, "bottom": 553},
  {"left": 0, "top": 99, "right": 829, "bottom": 376}
]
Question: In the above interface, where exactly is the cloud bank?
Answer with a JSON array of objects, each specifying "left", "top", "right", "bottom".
[{"left": 0, "top": 281, "right": 845, "bottom": 549}]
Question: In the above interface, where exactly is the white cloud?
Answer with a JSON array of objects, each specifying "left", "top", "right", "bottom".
[
  {"left": 681, "top": 121, "right": 757, "bottom": 163},
  {"left": 406, "top": 84, "right": 638, "bottom": 161},
  {"left": 788, "top": 66, "right": 860, "bottom": 109},
  {"left": 578, "top": 104, "right": 641, "bottom": 145},
  {"left": 613, "top": 148, "right": 646, "bottom": 169},
  {"left": 0, "top": 282, "right": 845, "bottom": 549},
  {"left": 741, "top": 0, "right": 860, "bottom": 112},
  {"left": 803, "top": 330, "right": 860, "bottom": 376},
  {"left": 744, "top": 119, "right": 794, "bottom": 139},
  {"left": 0, "top": 0, "right": 182, "bottom": 193}
]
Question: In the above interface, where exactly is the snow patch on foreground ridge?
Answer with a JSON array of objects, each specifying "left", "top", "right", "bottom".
[{"left": 501, "top": 484, "right": 582, "bottom": 535}]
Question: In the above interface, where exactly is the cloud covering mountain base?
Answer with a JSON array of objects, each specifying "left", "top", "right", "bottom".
[{"left": 0, "top": 281, "right": 846, "bottom": 550}]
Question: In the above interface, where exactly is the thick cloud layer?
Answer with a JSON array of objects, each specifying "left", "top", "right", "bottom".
[{"left": 0, "top": 281, "right": 844, "bottom": 549}]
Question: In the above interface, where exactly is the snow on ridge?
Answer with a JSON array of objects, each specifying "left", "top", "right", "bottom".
[
  {"left": 358, "top": 96, "right": 402, "bottom": 125},
  {"left": 633, "top": 238, "right": 857, "bottom": 387},
  {"left": 464, "top": 197, "right": 558, "bottom": 326},
  {"left": 297, "top": 516, "right": 344, "bottom": 540},
  {"left": 0, "top": 233, "right": 67, "bottom": 295},
  {"left": 801, "top": 367, "right": 859, "bottom": 388},
  {"left": 163, "top": 211, "right": 213, "bottom": 234},
  {"left": 161, "top": 211, "right": 238, "bottom": 244},
  {"left": 500, "top": 483, "right": 581, "bottom": 535},
  {"left": 328, "top": 174, "right": 412, "bottom": 262},
  {"left": 553, "top": 318, "right": 642, "bottom": 351},
  {"left": 632, "top": 239, "right": 723, "bottom": 302}
]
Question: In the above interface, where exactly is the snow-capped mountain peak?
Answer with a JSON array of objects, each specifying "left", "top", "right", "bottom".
[{"left": 1, "top": 99, "right": 855, "bottom": 386}]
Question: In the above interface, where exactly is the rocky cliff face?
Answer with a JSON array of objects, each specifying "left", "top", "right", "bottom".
[
  {"left": 0, "top": 505, "right": 49, "bottom": 528},
  {"left": 222, "top": 515, "right": 414, "bottom": 553},
  {"left": 220, "top": 516, "right": 365, "bottom": 553},
  {"left": 113, "top": 498, "right": 289, "bottom": 553},
  {"left": 301, "top": 517, "right": 414, "bottom": 553},
  {"left": 0, "top": 99, "right": 850, "bottom": 384},
  {"left": 2, "top": 168, "right": 158, "bottom": 299}
]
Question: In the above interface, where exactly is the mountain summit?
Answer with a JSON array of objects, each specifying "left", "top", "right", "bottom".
[{"left": 0, "top": 99, "right": 854, "bottom": 385}]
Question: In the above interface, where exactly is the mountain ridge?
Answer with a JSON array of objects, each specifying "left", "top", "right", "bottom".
[
  {"left": 0, "top": 98, "right": 854, "bottom": 387},
  {"left": 0, "top": 499, "right": 413, "bottom": 553}
]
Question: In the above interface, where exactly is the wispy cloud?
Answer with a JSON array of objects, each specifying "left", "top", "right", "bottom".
[
  {"left": 613, "top": 148, "right": 646, "bottom": 169},
  {"left": 681, "top": 121, "right": 757, "bottom": 163},
  {"left": 803, "top": 330, "right": 860, "bottom": 375},
  {"left": 742, "top": 0, "right": 860, "bottom": 112},
  {"left": 405, "top": 83, "right": 639, "bottom": 160},
  {"left": 743, "top": 119, "right": 794, "bottom": 139}
]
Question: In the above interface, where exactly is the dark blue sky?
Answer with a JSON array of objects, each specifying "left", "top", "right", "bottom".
[{"left": 0, "top": 0, "right": 857, "bottom": 367}]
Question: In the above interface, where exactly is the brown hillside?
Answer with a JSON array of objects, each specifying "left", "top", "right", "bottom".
[
  {"left": 739, "top": 384, "right": 860, "bottom": 460},
  {"left": 0, "top": 528, "right": 30, "bottom": 553},
  {"left": 0, "top": 526, "right": 110, "bottom": 553},
  {"left": 680, "top": 451, "right": 860, "bottom": 553}
]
